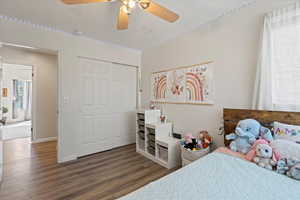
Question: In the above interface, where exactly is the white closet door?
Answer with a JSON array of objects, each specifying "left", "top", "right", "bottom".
[{"left": 78, "top": 58, "right": 137, "bottom": 157}]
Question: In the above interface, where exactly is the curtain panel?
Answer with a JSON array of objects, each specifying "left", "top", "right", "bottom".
[{"left": 253, "top": 1, "right": 300, "bottom": 111}]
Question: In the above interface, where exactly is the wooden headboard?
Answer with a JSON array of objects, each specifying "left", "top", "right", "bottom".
[{"left": 223, "top": 108, "right": 300, "bottom": 146}]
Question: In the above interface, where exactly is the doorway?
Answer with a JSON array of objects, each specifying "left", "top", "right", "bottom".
[
  {"left": 0, "top": 44, "right": 58, "bottom": 145},
  {"left": 1, "top": 63, "right": 32, "bottom": 140}
]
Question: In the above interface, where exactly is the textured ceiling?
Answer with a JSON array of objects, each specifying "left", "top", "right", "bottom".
[{"left": 0, "top": 0, "right": 253, "bottom": 50}]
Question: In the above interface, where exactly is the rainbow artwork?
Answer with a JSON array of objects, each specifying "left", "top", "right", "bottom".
[
  {"left": 186, "top": 72, "right": 204, "bottom": 101},
  {"left": 152, "top": 62, "right": 213, "bottom": 104},
  {"left": 186, "top": 64, "right": 211, "bottom": 103},
  {"left": 152, "top": 73, "right": 167, "bottom": 100}
]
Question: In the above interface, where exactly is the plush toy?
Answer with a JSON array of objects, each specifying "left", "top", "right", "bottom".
[
  {"left": 283, "top": 158, "right": 300, "bottom": 180},
  {"left": 287, "top": 163, "right": 300, "bottom": 180},
  {"left": 226, "top": 119, "right": 273, "bottom": 154},
  {"left": 184, "top": 138, "right": 199, "bottom": 150},
  {"left": 183, "top": 134, "right": 200, "bottom": 150},
  {"left": 199, "top": 131, "right": 212, "bottom": 149},
  {"left": 184, "top": 133, "right": 194, "bottom": 144},
  {"left": 259, "top": 126, "right": 273, "bottom": 142},
  {"left": 276, "top": 158, "right": 289, "bottom": 174},
  {"left": 253, "top": 142, "right": 280, "bottom": 170},
  {"left": 286, "top": 157, "right": 300, "bottom": 168},
  {"left": 226, "top": 119, "right": 261, "bottom": 154},
  {"left": 246, "top": 139, "right": 269, "bottom": 161}
]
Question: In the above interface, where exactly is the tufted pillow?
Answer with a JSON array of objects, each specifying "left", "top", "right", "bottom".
[
  {"left": 270, "top": 139, "right": 300, "bottom": 160},
  {"left": 273, "top": 122, "right": 300, "bottom": 143}
]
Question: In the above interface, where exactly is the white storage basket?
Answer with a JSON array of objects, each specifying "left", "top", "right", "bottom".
[{"left": 180, "top": 145, "right": 210, "bottom": 166}]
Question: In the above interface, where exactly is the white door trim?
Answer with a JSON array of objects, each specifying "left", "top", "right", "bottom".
[{"left": 1, "top": 48, "right": 61, "bottom": 163}]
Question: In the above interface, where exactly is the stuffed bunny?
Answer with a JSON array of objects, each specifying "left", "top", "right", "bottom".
[{"left": 252, "top": 143, "right": 280, "bottom": 170}]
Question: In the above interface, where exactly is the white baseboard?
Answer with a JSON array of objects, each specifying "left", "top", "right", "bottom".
[
  {"left": 31, "top": 137, "right": 57, "bottom": 144},
  {"left": 58, "top": 155, "right": 77, "bottom": 163}
]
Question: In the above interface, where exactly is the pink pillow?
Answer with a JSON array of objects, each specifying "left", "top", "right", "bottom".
[{"left": 215, "top": 147, "right": 247, "bottom": 160}]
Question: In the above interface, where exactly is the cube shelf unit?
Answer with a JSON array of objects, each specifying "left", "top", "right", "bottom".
[{"left": 136, "top": 110, "right": 181, "bottom": 169}]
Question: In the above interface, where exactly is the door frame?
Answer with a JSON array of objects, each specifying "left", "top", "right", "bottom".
[{"left": 0, "top": 48, "right": 61, "bottom": 162}]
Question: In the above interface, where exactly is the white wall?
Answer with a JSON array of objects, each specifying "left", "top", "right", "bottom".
[
  {"left": 141, "top": 0, "right": 295, "bottom": 148},
  {"left": 0, "top": 15, "right": 141, "bottom": 162},
  {"left": 0, "top": 46, "right": 58, "bottom": 141}
]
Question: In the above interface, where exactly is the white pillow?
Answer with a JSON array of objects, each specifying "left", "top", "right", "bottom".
[
  {"left": 273, "top": 121, "right": 300, "bottom": 142},
  {"left": 271, "top": 139, "right": 300, "bottom": 160}
]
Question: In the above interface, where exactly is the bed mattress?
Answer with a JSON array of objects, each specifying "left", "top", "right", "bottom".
[{"left": 119, "top": 152, "right": 300, "bottom": 200}]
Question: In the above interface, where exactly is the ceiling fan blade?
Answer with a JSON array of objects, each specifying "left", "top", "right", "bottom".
[
  {"left": 117, "top": 6, "right": 129, "bottom": 30},
  {"left": 61, "top": 0, "right": 110, "bottom": 5},
  {"left": 140, "top": 1, "right": 179, "bottom": 23}
]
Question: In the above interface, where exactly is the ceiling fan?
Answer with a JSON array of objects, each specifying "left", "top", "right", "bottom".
[{"left": 61, "top": 0, "right": 179, "bottom": 30}]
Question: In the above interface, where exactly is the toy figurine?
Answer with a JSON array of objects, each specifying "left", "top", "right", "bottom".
[{"left": 199, "top": 131, "right": 212, "bottom": 149}]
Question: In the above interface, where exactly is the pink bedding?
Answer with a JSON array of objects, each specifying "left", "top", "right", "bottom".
[{"left": 214, "top": 147, "right": 247, "bottom": 161}]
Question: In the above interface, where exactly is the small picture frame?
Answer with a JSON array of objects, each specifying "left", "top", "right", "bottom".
[{"left": 2, "top": 88, "right": 8, "bottom": 97}]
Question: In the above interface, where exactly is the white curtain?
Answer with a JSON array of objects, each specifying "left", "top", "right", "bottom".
[{"left": 253, "top": 2, "right": 300, "bottom": 111}]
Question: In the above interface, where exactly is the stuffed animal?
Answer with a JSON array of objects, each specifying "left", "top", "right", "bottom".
[
  {"left": 283, "top": 158, "right": 300, "bottom": 180},
  {"left": 184, "top": 133, "right": 194, "bottom": 144},
  {"left": 253, "top": 143, "right": 280, "bottom": 170},
  {"left": 184, "top": 138, "right": 199, "bottom": 150},
  {"left": 226, "top": 119, "right": 261, "bottom": 154},
  {"left": 287, "top": 157, "right": 300, "bottom": 168},
  {"left": 276, "top": 158, "right": 289, "bottom": 174},
  {"left": 199, "top": 131, "right": 212, "bottom": 149},
  {"left": 246, "top": 139, "right": 270, "bottom": 161},
  {"left": 226, "top": 119, "right": 273, "bottom": 154},
  {"left": 259, "top": 126, "right": 273, "bottom": 142},
  {"left": 287, "top": 163, "right": 300, "bottom": 180},
  {"left": 183, "top": 134, "right": 201, "bottom": 150}
]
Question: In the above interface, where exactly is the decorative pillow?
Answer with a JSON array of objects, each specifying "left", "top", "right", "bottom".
[
  {"left": 270, "top": 139, "right": 300, "bottom": 160},
  {"left": 273, "top": 121, "right": 300, "bottom": 142}
]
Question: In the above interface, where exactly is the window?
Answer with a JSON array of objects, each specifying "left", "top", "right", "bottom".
[
  {"left": 272, "top": 19, "right": 300, "bottom": 109},
  {"left": 253, "top": 2, "right": 300, "bottom": 111}
]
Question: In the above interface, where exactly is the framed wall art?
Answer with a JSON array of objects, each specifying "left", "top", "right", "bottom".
[{"left": 151, "top": 61, "right": 214, "bottom": 105}]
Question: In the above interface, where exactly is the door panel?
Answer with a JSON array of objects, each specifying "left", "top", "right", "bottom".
[{"left": 78, "top": 58, "right": 137, "bottom": 157}]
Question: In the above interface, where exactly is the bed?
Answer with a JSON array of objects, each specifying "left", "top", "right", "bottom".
[{"left": 120, "top": 109, "right": 300, "bottom": 200}]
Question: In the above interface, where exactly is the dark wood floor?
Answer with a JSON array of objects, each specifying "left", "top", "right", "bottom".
[{"left": 0, "top": 138, "right": 175, "bottom": 200}]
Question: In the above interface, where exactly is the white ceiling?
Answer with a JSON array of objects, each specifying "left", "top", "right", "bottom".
[{"left": 0, "top": 0, "right": 253, "bottom": 50}]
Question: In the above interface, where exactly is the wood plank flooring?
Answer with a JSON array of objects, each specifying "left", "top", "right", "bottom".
[{"left": 0, "top": 138, "right": 175, "bottom": 200}]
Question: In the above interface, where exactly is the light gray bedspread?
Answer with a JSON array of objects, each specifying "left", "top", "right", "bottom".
[{"left": 119, "top": 152, "right": 300, "bottom": 200}]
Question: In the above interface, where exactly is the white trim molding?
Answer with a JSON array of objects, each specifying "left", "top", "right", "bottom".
[
  {"left": 58, "top": 154, "right": 78, "bottom": 163},
  {"left": 31, "top": 137, "right": 57, "bottom": 144}
]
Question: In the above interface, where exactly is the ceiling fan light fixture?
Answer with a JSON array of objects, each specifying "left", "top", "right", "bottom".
[
  {"left": 138, "top": 0, "right": 150, "bottom": 9},
  {"left": 127, "top": 0, "right": 136, "bottom": 9},
  {"left": 61, "top": 0, "right": 179, "bottom": 30},
  {"left": 121, "top": 5, "right": 130, "bottom": 14}
]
